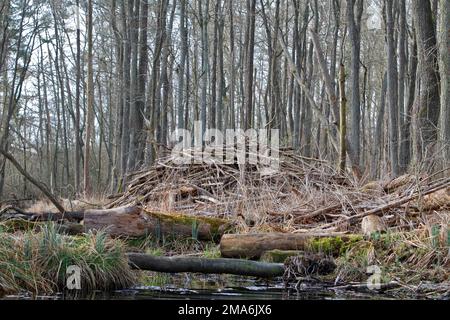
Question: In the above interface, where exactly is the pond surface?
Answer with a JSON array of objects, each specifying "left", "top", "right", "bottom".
[{"left": 1, "top": 273, "right": 420, "bottom": 300}]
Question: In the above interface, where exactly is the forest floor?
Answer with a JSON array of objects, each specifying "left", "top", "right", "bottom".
[{"left": 0, "top": 149, "right": 449, "bottom": 298}]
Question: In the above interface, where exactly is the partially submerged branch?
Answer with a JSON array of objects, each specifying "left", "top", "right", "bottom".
[{"left": 127, "top": 253, "right": 285, "bottom": 278}]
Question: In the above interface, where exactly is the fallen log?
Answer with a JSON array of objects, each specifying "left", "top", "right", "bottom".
[
  {"left": 83, "top": 206, "right": 231, "bottom": 241},
  {"left": 127, "top": 253, "right": 284, "bottom": 278},
  {"left": 220, "top": 232, "right": 360, "bottom": 259}
]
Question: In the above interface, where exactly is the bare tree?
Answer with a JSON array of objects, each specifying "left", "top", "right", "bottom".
[
  {"left": 412, "top": 0, "right": 440, "bottom": 162},
  {"left": 385, "top": 0, "right": 399, "bottom": 176},
  {"left": 439, "top": 0, "right": 449, "bottom": 166},
  {"left": 346, "top": 0, "right": 363, "bottom": 166}
]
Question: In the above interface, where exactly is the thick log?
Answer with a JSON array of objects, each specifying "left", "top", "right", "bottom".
[
  {"left": 127, "top": 253, "right": 284, "bottom": 278},
  {"left": 83, "top": 206, "right": 231, "bottom": 241},
  {"left": 220, "top": 232, "right": 357, "bottom": 259}
]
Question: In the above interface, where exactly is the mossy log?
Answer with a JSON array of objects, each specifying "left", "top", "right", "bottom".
[
  {"left": 220, "top": 233, "right": 363, "bottom": 259},
  {"left": 127, "top": 253, "right": 284, "bottom": 278},
  {"left": 83, "top": 206, "right": 231, "bottom": 241}
]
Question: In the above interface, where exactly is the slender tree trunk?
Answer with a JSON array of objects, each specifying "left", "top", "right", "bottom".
[
  {"left": 120, "top": 0, "right": 131, "bottom": 177},
  {"left": 372, "top": 72, "right": 387, "bottom": 178},
  {"left": 398, "top": 0, "right": 407, "bottom": 173},
  {"left": 244, "top": 0, "right": 256, "bottom": 130},
  {"left": 127, "top": 0, "right": 140, "bottom": 171},
  {"left": 439, "top": 0, "right": 450, "bottom": 167},
  {"left": 346, "top": 0, "right": 363, "bottom": 166},
  {"left": 75, "top": 0, "right": 81, "bottom": 193},
  {"left": 339, "top": 63, "right": 347, "bottom": 174},
  {"left": 177, "top": 0, "right": 187, "bottom": 130},
  {"left": 199, "top": 0, "right": 209, "bottom": 135},
  {"left": 412, "top": 0, "right": 440, "bottom": 163},
  {"left": 84, "top": 0, "right": 94, "bottom": 195},
  {"left": 386, "top": 0, "right": 399, "bottom": 176},
  {"left": 216, "top": 3, "right": 225, "bottom": 132}
]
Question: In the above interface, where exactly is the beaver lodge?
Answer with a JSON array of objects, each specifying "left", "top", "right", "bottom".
[{"left": 0, "top": 147, "right": 449, "bottom": 298}]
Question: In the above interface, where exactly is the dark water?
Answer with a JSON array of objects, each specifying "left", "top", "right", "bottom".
[{"left": 1, "top": 274, "right": 412, "bottom": 300}]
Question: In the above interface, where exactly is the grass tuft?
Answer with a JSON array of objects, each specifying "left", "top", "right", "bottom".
[{"left": 0, "top": 222, "right": 137, "bottom": 295}]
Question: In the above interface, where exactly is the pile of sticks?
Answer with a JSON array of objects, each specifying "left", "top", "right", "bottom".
[
  {"left": 106, "top": 147, "right": 355, "bottom": 218},
  {"left": 106, "top": 147, "right": 449, "bottom": 233}
]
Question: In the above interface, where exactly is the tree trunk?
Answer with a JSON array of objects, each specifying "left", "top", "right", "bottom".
[
  {"left": 386, "top": 0, "right": 399, "bottom": 176},
  {"left": 127, "top": 0, "right": 141, "bottom": 171},
  {"left": 398, "top": 0, "right": 407, "bottom": 173},
  {"left": 244, "top": 0, "right": 256, "bottom": 130},
  {"left": 372, "top": 72, "right": 387, "bottom": 178},
  {"left": 199, "top": 0, "right": 209, "bottom": 135},
  {"left": 412, "top": 0, "right": 440, "bottom": 162},
  {"left": 75, "top": 0, "right": 81, "bottom": 192},
  {"left": 346, "top": 0, "right": 363, "bottom": 167},
  {"left": 84, "top": 0, "right": 94, "bottom": 195},
  {"left": 439, "top": 0, "right": 450, "bottom": 168},
  {"left": 339, "top": 63, "right": 347, "bottom": 173},
  {"left": 177, "top": 0, "right": 187, "bottom": 130},
  {"left": 120, "top": 0, "right": 132, "bottom": 177}
]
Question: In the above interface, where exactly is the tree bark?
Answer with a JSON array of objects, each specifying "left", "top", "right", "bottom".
[
  {"left": 412, "top": 0, "right": 440, "bottom": 161},
  {"left": 244, "top": 0, "right": 256, "bottom": 130},
  {"left": 338, "top": 63, "right": 347, "bottom": 174},
  {"left": 386, "top": 0, "right": 399, "bottom": 176},
  {"left": 127, "top": 0, "right": 142, "bottom": 171},
  {"left": 398, "top": 0, "right": 408, "bottom": 173},
  {"left": 84, "top": 0, "right": 94, "bottom": 195},
  {"left": 439, "top": 0, "right": 450, "bottom": 167},
  {"left": 75, "top": 0, "right": 81, "bottom": 192},
  {"left": 346, "top": 0, "right": 363, "bottom": 167},
  {"left": 177, "top": 0, "right": 187, "bottom": 130}
]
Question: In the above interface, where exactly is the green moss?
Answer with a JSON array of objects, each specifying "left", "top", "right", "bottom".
[
  {"left": 145, "top": 247, "right": 164, "bottom": 256},
  {"left": 202, "top": 243, "right": 221, "bottom": 259},
  {"left": 143, "top": 210, "right": 233, "bottom": 240},
  {"left": 260, "top": 250, "right": 302, "bottom": 263},
  {"left": 306, "top": 235, "right": 363, "bottom": 256}
]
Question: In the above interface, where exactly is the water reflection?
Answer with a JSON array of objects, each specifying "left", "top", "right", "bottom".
[{"left": 0, "top": 273, "right": 416, "bottom": 300}]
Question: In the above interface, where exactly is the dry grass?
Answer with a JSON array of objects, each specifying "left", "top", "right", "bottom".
[
  {"left": 334, "top": 215, "right": 449, "bottom": 285},
  {"left": 0, "top": 222, "right": 136, "bottom": 295}
]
